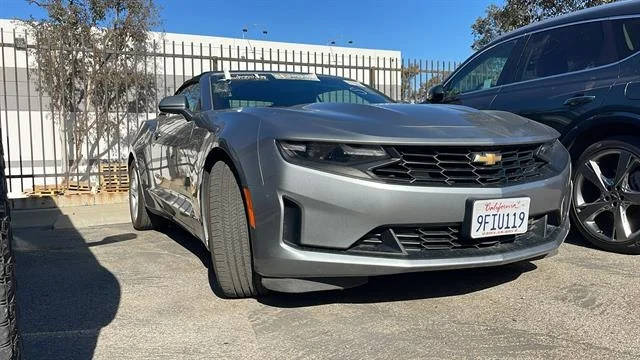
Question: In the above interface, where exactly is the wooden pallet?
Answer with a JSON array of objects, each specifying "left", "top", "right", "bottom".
[
  {"left": 100, "top": 162, "right": 128, "bottom": 173},
  {"left": 63, "top": 180, "right": 92, "bottom": 194},
  {"left": 99, "top": 162, "right": 130, "bottom": 192},
  {"left": 99, "top": 187, "right": 129, "bottom": 193},
  {"left": 100, "top": 177, "right": 129, "bottom": 186},
  {"left": 26, "top": 184, "right": 64, "bottom": 196},
  {"left": 99, "top": 181, "right": 129, "bottom": 193}
]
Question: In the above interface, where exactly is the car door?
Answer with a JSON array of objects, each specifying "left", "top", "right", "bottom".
[
  {"left": 149, "top": 83, "right": 197, "bottom": 219},
  {"left": 174, "top": 81, "right": 204, "bottom": 227},
  {"left": 602, "top": 17, "right": 640, "bottom": 121},
  {"left": 441, "top": 37, "right": 524, "bottom": 109},
  {"left": 491, "top": 20, "right": 619, "bottom": 136}
]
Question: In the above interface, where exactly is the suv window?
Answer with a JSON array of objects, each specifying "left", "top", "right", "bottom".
[
  {"left": 612, "top": 17, "right": 640, "bottom": 60},
  {"left": 519, "top": 21, "right": 617, "bottom": 81},
  {"left": 446, "top": 39, "right": 517, "bottom": 96}
]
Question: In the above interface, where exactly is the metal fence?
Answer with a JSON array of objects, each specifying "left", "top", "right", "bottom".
[
  {"left": 0, "top": 28, "right": 460, "bottom": 196},
  {"left": 401, "top": 59, "right": 459, "bottom": 102}
]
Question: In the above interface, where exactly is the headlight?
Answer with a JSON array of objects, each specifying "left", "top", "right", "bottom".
[
  {"left": 536, "top": 140, "right": 568, "bottom": 171},
  {"left": 536, "top": 140, "right": 559, "bottom": 162},
  {"left": 277, "top": 140, "right": 390, "bottom": 178}
]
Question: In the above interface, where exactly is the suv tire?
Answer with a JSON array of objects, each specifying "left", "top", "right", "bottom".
[{"left": 571, "top": 137, "right": 640, "bottom": 254}]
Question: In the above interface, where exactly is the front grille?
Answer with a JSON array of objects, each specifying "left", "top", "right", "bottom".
[
  {"left": 370, "top": 143, "right": 548, "bottom": 186},
  {"left": 351, "top": 215, "right": 551, "bottom": 255}
]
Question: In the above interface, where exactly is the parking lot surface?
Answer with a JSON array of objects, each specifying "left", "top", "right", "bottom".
[{"left": 13, "top": 223, "right": 640, "bottom": 360}]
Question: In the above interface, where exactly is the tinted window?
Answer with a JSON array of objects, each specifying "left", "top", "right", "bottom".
[
  {"left": 612, "top": 17, "right": 640, "bottom": 60},
  {"left": 519, "top": 21, "right": 617, "bottom": 81},
  {"left": 210, "top": 74, "right": 390, "bottom": 110},
  {"left": 447, "top": 39, "right": 517, "bottom": 95}
]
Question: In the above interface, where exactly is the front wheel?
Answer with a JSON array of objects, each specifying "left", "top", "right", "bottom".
[
  {"left": 206, "top": 161, "right": 265, "bottom": 298},
  {"left": 571, "top": 138, "right": 640, "bottom": 254}
]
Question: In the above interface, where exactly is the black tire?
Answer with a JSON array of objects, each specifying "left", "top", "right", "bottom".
[
  {"left": 128, "top": 162, "right": 159, "bottom": 231},
  {"left": 206, "top": 161, "right": 264, "bottom": 298},
  {"left": 570, "top": 137, "right": 640, "bottom": 254}
]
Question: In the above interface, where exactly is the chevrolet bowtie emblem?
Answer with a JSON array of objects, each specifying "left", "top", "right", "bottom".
[{"left": 472, "top": 152, "right": 503, "bottom": 166}]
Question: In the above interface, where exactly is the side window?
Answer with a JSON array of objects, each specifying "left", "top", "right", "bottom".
[
  {"left": 446, "top": 39, "right": 517, "bottom": 95},
  {"left": 611, "top": 17, "right": 640, "bottom": 60},
  {"left": 317, "top": 89, "right": 370, "bottom": 104},
  {"left": 519, "top": 21, "right": 616, "bottom": 81},
  {"left": 185, "top": 83, "right": 201, "bottom": 112},
  {"left": 177, "top": 83, "right": 201, "bottom": 112}
]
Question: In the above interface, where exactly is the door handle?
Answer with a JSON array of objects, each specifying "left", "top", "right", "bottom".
[{"left": 563, "top": 95, "right": 595, "bottom": 107}]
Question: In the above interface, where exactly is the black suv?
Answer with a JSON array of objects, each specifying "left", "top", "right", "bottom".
[{"left": 427, "top": 1, "right": 640, "bottom": 253}]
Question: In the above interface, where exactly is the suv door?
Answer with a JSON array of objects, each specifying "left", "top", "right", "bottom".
[
  {"left": 605, "top": 17, "right": 640, "bottom": 120},
  {"left": 440, "top": 37, "right": 523, "bottom": 109},
  {"left": 491, "top": 20, "right": 619, "bottom": 137}
]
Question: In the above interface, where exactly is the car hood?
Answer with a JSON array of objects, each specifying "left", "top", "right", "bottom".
[{"left": 249, "top": 103, "right": 560, "bottom": 145}]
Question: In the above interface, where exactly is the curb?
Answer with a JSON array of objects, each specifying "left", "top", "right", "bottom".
[
  {"left": 12, "top": 203, "right": 130, "bottom": 230},
  {"left": 10, "top": 192, "right": 128, "bottom": 210}
]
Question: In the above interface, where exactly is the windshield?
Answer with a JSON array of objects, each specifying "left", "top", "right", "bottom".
[{"left": 210, "top": 73, "right": 392, "bottom": 110}]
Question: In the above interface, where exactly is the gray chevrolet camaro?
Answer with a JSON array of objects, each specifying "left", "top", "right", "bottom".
[{"left": 128, "top": 71, "right": 572, "bottom": 297}]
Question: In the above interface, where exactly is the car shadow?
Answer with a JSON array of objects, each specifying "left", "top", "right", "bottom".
[
  {"left": 563, "top": 229, "right": 599, "bottom": 249},
  {"left": 156, "top": 223, "right": 230, "bottom": 298},
  {"left": 258, "top": 261, "right": 537, "bottom": 308},
  {"left": 159, "top": 223, "right": 539, "bottom": 305},
  {"left": 12, "top": 210, "right": 127, "bottom": 360}
]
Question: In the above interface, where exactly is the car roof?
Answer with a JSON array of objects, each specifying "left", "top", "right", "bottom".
[
  {"left": 177, "top": 71, "right": 349, "bottom": 93},
  {"left": 485, "top": 1, "right": 640, "bottom": 49},
  {"left": 178, "top": 71, "right": 347, "bottom": 91},
  {"left": 202, "top": 70, "right": 345, "bottom": 80}
]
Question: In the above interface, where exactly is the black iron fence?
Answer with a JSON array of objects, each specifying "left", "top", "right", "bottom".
[
  {"left": 0, "top": 27, "right": 460, "bottom": 195},
  {"left": 400, "top": 59, "right": 459, "bottom": 102}
]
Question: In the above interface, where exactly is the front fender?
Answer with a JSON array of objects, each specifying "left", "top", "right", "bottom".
[
  {"left": 130, "top": 119, "right": 157, "bottom": 190},
  {"left": 193, "top": 112, "right": 263, "bottom": 188},
  {"left": 187, "top": 112, "right": 263, "bottom": 230}
]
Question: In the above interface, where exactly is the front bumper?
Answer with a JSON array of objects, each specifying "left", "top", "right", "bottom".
[{"left": 251, "top": 147, "right": 572, "bottom": 278}]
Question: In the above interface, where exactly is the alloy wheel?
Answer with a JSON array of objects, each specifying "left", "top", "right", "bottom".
[
  {"left": 574, "top": 149, "right": 640, "bottom": 243},
  {"left": 129, "top": 169, "right": 139, "bottom": 222}
]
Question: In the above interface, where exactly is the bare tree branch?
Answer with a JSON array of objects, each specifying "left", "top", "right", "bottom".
[{"left": 21, "top": 0, "right": 160, "bottom": 182}]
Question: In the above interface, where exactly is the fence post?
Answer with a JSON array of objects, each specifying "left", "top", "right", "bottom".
[
  {"left": 0, "top": 135, "right": 21, "bottom": 359},
  {"left": 369, "top": 67, "right": 376, "bottom": 89}
]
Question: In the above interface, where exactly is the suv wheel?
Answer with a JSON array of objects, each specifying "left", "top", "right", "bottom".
[{"left": 571, "top": 137, "right": 640, "bottom": 254}]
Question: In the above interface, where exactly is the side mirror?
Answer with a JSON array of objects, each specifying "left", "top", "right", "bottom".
[
  {"left": 159, "top": 95, "right": 193, "bottom": 120},
  {"left": 426, "top": 84, "right": 445, "bottom": 103}
]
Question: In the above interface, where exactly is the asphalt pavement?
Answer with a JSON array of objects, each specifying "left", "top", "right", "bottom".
[{"left": 13, "top": 223, "right": 640, "bottom": 359}]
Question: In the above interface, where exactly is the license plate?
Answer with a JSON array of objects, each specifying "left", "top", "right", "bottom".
[{"left": 470, "top": 197, "right": 531, "bottom": 239}]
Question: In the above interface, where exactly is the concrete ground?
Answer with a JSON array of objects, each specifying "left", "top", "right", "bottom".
[{"left": 13, "top": 222, "right": 640, "bottom": 360}]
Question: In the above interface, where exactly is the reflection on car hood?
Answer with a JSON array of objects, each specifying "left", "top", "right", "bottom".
[{"left": 245, "top": 102, "right": 560, "bottom": 145}]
